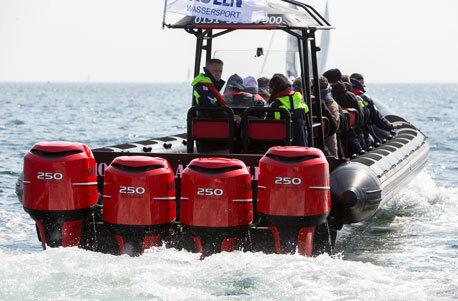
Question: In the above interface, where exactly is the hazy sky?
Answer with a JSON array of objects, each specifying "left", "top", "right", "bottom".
[{"left": 1, "top": 0, "right": 457, "bottom": 83}]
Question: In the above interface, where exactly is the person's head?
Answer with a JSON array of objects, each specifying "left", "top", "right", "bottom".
[
  {"left": 311, "top": 76, "right": 332, "bottom": 98},
  {"left": 257, "top": 77, "right": 269, "bottom": 89},
  {"left": 330, "top": 81, "right": 347, "bottom": 96},
  {"left": 350, "top": 73, "right": 365, "bottom": 86},
  {"left": 257, "top": 77, "right": 270, "bottom": 100},
  {"left": 243, "top": 76, "right": 258, "bottom": 94},
  {"left": 292, "top": 77, "right": 302, "bottom": 92},
  {"left": 269, "top": 73, "right": 291, "bottom": 96},
  {"left": 206, "top": 59, "right": 224, "bottom": 81},
  {"left": 323, "top": 68, "right": 342, "bottom": 84},
  {"left": 341, "top": 75, "right": 351, "bottom": 83},
  {"left": 224, "top": 74, "right": 245, "bottom": 93},
  {"left": 350, "top": 78, "right": 365, "bottom": 92}
]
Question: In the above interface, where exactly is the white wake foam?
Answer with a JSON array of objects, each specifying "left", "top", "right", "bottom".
[{"left": 0, "top": 171, "right": 456, "bottom": 300}]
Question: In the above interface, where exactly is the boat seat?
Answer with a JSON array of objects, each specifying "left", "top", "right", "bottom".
[
  {"left": 241, "top": 107, "right": 291, "bottom": 153},
  {"left": 187, "top": 107, "right": 235, "bottom": 153}
]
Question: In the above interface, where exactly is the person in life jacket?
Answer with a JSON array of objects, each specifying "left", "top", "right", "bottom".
[
  {"left": 350, "top": 73, "right": 395, "bottom": 144},
  {"left": 192, "top": 58, "right": 227, "bottom": 110},
  {"left": 267, "top": 74, "right": 309, "bottom": 146},
  {"left": 191, "top": 59, "right": 233, "bottom": 153}
]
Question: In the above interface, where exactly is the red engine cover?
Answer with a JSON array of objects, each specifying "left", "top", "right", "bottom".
[
  {"left": 23, "top": 141, "right": 98, "bottom": 211},
  {"left": 257, "top": 146, "right": 330, "bottom": 217},
  {"left": 102, "top": 156, "right": 176, "bottom": 226},
  {"left": 180, "top": 158, "right": 253, "bottom": 228}
]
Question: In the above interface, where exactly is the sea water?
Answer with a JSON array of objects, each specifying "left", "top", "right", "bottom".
[{"left": 0, "top": 83, "right": 456, "bottom": 300}]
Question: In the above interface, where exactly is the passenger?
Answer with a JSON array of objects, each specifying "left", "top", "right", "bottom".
[
  {"left": 223, "top": 74, "right": 254, "bottom": 108},
  {"left": 341, "top": 74, "right": 353, "bottom": 92},
  {"left": 292, "top": 77, "right": 302, "bottom": 93},
  {"left": 350, "top": 73, "right": 395, "bottom": 143},
  {"left": 191, "top": 59, "right": 230, "bottom": 153},
  {"left": 343, "top": 73, "right": 374, "bottom": 147},
  {"left": 323, "top": 68, "right": 365, "bottom": 155},
  {"left": 314, "top": 76, "right": 341, "bottom": 158},
  {"left": 191, "top": 58, "right": 227, "bottom": 109},
  {"left": 267, "top": 74, "right": 309, "bottom": 146},
  {"left": 243, "top": 76, "right": 267, "bottom": 106},
  {"left": 294, "top": 76, "right": 341, "bottom": 157},
  {"left": 257, "top": 77, "right": 271, "bottom": 101}
]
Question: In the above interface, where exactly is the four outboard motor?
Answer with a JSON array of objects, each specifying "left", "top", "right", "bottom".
[
  {"left": 180, "top": 158, "right": 253, "bottom": 257},
  {"left": 257, "top": 146, "right": 330, "bottom": 256},
  {"left": 23, "top": 142, "right": 98, "bottom": 249},
  {"left": 22, "top": 142, "right": 332, "bottom": 256},
  {"left": 102, "top": 156, "right": 176, "bottom": 256}
]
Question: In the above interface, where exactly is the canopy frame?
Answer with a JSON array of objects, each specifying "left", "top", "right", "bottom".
[{"left": 165, "top": 0, "right": 333, "bottom": 150}]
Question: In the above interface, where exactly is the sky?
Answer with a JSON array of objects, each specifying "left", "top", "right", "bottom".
[{"left": 0, "top": 0, "right": 457, "bottom": 83}]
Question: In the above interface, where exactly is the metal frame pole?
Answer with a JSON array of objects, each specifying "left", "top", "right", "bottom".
[
  {"left": 194, "top": 30, "right": 204, "bottom": 77},
  {"left": 310, "top": 30, "right": 325, "bottom": 150},
  {"left": 301, "top": 30, "right": 313, "bottom": 147},
  {"left": 204, "top": 30, "right": 213, "bottom": 63}
]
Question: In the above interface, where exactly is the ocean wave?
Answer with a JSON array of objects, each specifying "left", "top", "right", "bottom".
[{"left": 0, "top": 247, "right": 455, "bottom": 300}]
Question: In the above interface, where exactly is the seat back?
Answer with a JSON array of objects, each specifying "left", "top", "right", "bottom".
[
  {"left": 241, "top": 107, "right": 291, "bottom": 153},
  {"left": 187, "top": 107, "right": 235, "bottom": 153},
  {"left": 341, "top": 108, "right": 359, "bottom": 131}
]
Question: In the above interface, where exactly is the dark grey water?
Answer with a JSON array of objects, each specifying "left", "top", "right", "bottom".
[{"left": 0, "top": 82, "right": 456, "bottom": 300}]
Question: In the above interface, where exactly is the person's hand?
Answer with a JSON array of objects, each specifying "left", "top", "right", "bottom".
[{"left": 234, "top": 115, "right": 242, "bottom": 127}]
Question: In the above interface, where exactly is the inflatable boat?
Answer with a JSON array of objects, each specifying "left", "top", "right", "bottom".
[{"left": 16, "top": 0, "right": 428, "bottom": 257}]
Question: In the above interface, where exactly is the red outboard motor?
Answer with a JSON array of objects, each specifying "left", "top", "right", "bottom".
[
  {"left": 257, "top": 146, "right": 330, "bottom": 256},
  {"left": 23, "top": 142, "right": 98, "bottom": 249},
  {"left": 181, "top": 158, "right": 253, "bottom": 257},
  {"left": 103, "top": 156, "right": 176, "bottom": 256}
]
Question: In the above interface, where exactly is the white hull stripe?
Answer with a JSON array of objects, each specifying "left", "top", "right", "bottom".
[
  {"left": 309, "top": 186, "right": 330, "bottom": 190},
  {"left": 232, "top": 199, "right": 253, "bottom": 203},
  {"left": 103, "top": 195, "right": 111, "bottom": 198},
  {"left": 153, "top": 197, "right": 176, "bottom": 201},
  {"left": 73, "top": 182, "right": 98, "bottom": 186},
  {"left": 258, "top": 185, "right": 266, "bottom": 189},
  {"left": 22, "top": 181, "right": 31, "bottom": 184},
  {"left": 181, "top": 197, "right": 189, "bottom": 200}
]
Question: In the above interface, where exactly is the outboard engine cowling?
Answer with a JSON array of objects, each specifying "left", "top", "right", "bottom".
[
  {"left": 23, "top": 142, "right": 98, "bottom": 249},
  {"left": 257, "top": 146, "right": 330, "bottom": 256},
  {"left": 102, "top": 156, "right": 176, "bottom": 256},
  {"left": 181, "top": 158, "right": 253, "bottom": 257}
]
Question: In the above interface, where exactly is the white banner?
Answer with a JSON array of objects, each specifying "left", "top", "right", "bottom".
[{"left": 166, "top": 0, "right": 268, "bottom": 24}]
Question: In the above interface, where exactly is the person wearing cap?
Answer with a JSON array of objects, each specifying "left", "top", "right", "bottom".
[
  {"left": 267, "top": 74, "right": 309, "bottom": 146},
  {"left": 323, "top": 68, "right": 366, "bottom": 155},
  {"left": 343, "top": 73, "right": 375, "bottom": 147},
  {"left": 294, "top": 76, "right": 341, "bottom": 157},
  {"left": 314, "top": 76, "right": 341, "bottom": 157},
  {"left": 350, "top": 73, "right": 395, "bottom": 144}
]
